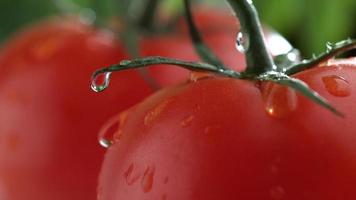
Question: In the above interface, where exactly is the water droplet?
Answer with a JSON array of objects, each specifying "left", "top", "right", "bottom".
[
  {"left": 98, "top": 111, "right": 128, "bottom": 148},
  {"left": 144, "top": 99, "right": 171, "bottom": 127},
  {"left": 235, "top": 31, "right": 249, "bottom": 53},
  {"left": 124, "top": 163, "right": 142, "bottom": 185},
  {"left": 120, "top": 59, "right": 131, "bottom": 65},
  {"left": 322, "top": 75, "right": 351, "bottom": 97},
  {"left": 326, "top": 41, "right": 334, "bottom": 52},
  {"left": 181, "top": 115, "right": 194, "bottom": 127},
  {"left": 91, "top": 72, "right": 111, "bottom": 92},
  {"left": 270, "top": 186, "right": 286, "bottom": 200},
  {"left": 98, "top": 118, "right": 120, "bottom": 148},
  {"left": 262, "top": 83, "right": 298, "bottom": 118},
  {"left": 141, "top": 165, "right": 155, "bottom": 193},
  {"left": 189, "top": 72, "right": 214, "bottom": 82}
]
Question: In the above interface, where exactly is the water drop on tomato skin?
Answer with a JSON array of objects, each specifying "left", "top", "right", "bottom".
[
  {"left": 98, "top": 120, "right": 120, "bottom": 148},
  {"left": 141, "top": 165, "right": 155, "bottom": 193},
  {"left": 189, "top": 72, "right": 214, "bottom": 82},
  {"left": 181, "top": 115, "right": 194, "bottom": 127},
  {"left": 322, "top": 75, "right": 351, "bottom": 97},
  {"left": 262, "top": 83, "right": 298, "bottom": 118},
  {"left": 124, "top": 163, "right": 142, "bottom": 186},
  {"left": 97, "top": 112, "right": 127, "bottom": 148}
]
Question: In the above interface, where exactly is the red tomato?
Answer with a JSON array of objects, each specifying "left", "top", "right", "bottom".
[
  {"left": 98, "top": 59, "right": 356, "bottom": 200},
  {"left": 0, "top": 18, "right": 153, "bottom": 200}
]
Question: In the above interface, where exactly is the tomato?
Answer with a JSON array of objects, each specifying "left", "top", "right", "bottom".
[
  {"left": 97, "top": 58, "right": 356, "bottom": 200},
  {"left": 0, "top": 18, "right": 153, "bottom": 200}
]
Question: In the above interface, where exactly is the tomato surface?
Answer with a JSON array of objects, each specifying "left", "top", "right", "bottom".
[
  {"left": 0, "top": 18, "right": 153, "bottom": 200},
  {"left": 98, "top": 59, "right": 356, "bottom": 200}
]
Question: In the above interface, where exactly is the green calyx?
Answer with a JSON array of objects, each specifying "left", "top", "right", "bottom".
[{"left": 91, "top": 0, "right": 356, "bottom": 117}]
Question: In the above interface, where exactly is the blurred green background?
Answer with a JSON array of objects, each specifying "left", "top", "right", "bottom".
[{"left": 0, "top": 0, "right": 355, "bottom": 56}]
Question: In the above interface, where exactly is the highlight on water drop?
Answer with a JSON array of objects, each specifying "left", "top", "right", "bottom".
[{"left": 235, "top": 31, "right": 249, "bottom": 53}]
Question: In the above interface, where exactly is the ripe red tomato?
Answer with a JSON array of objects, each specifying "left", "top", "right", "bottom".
[
  {"left": 97, "top": 58, "right": 356, "bottom": 200},
  {"left": 0, "top": 18, "right": 154, "bottom": 200}
]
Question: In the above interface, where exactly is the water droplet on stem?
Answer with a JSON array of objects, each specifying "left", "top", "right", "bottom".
[
  {"left": 235, "top": 32, "right": 249, "bottom": 53},
  {"left": 91, "top": 72, "right": 111, "bottom": 92}
]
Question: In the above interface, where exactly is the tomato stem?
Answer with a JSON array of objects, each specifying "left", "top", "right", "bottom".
[
  {"left": 91, "top": 56, "right": 241, "bottom": 92},
  {"left": 226, "top": 0, "right": 275, "bottom": 75},
  {"left": 137, "top": 0, "right": 160, "bottom": 31},
  {"left": 286, "top": 39, "right": 356, "bottom": 75},
  {"left": 183, "top": 0, "right": 226, "bottom": 69}
]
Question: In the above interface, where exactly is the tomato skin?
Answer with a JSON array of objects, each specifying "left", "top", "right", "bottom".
[
  {"left": 98, "top": 62, "right": 356, "bottom": 200},
  {"left": 0, "top": 18, "right": 153, "bottom": 200}
]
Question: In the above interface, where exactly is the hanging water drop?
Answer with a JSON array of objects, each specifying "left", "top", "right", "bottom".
[
  {"left": 235, "top": 32, "right": 249, "bottom": 53},
  {"left": 262, "top": 83, "right": 298, "bottom": 118},
  {"left": 322, "top": 75, "right": 351, "bottom": 97},
  {"left": 91, "top": 72, "right": 111, "bottom": 92},
  {"left": 189, "top": 72, "right": 214, "bottom": 82},
  {"left": 97, "top": 111, "right": 128, "bottom": 148}
]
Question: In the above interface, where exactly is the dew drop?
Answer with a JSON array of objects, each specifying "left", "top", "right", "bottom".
[
  {"left": 144, "top": 99, "right": 171, "bottom": 127},
  {"left": 262, "top": 83, "right": 298, "bottom": 118},
  {"left": 181, "top": 115, "right": 194, "bottom": 127},
  {"left": 98, "top": 111, "right": 128, "bottom": 148},
  {"left": 270, "top": 186, "right": 286, "bottom": 200},
  {"left": 124, "top": 163, "right": 142, "bottom": 185},
  {"left": 91, "top": 72, "right": 111, "bottom": 92},
  {"left": 235, "top": 32, "right": 249, "bottom": 53},
  {"left": 98, "top": 118, "right": 120, "bottom": 148},
  {"left": 141, "top": 165, "right": 155, "bottom": 193},
  {"left": 189, "top": 72, "right": 214, "bottom": 82},
  {"left": 120, "top": 59, "right": 132, "bottom": 65},
  {"left": 326, "top": 41, "right": 334, "bottom": 52},
  {"left": 322, "top": 75, "right": 351, "bottom": 97}
]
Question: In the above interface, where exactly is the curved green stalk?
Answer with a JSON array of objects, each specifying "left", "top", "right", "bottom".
[
  {"left": 226, "top": 0, "right": 275, "bottom": 74},
  {"left": 183, "top": 0, "right": 226, "bottom": 69}
]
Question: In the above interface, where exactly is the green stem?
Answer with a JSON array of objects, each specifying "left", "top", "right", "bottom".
[
  {"left": 227, "top": 0, "right": 275, "bottom": 74},
  {"left": 91, "top": 56, "right": 240, "bottom": 92},
  {"left": 183, "top": 0, "right": 226, "bottom": 69},
  {"left": 137, "top": 0, "right": 160, "bottom": 30},
  {"left": 286, "top": 39, "right": 356, "bottom": 75}
]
